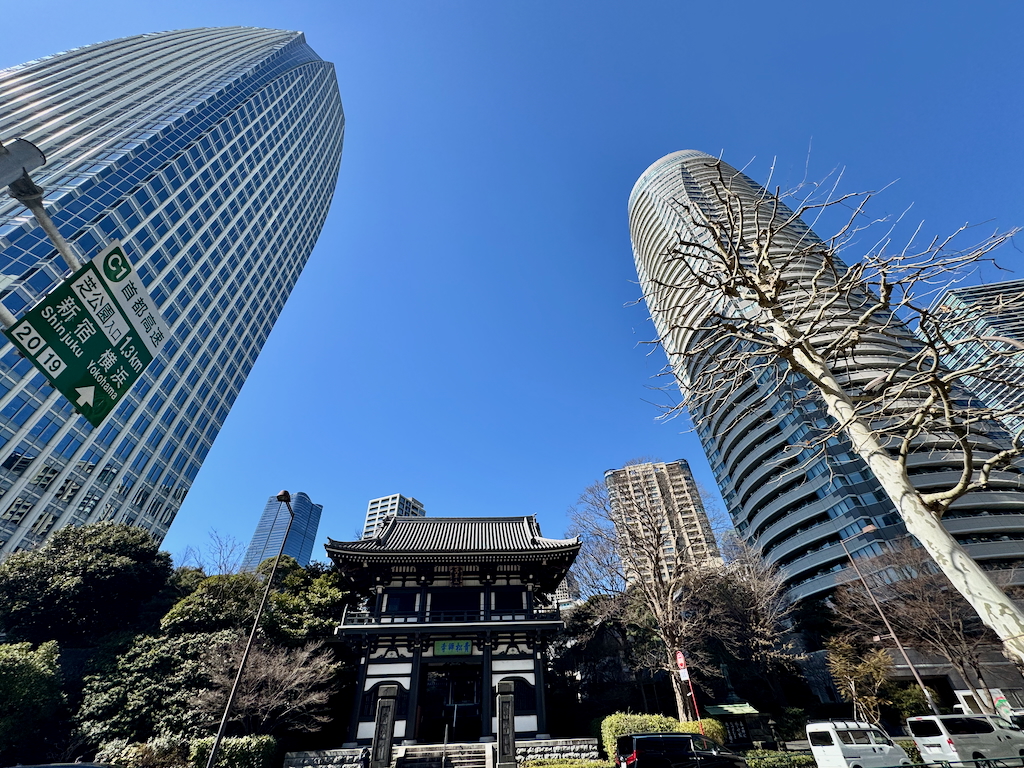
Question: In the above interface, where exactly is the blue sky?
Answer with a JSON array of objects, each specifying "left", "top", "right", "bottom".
[{"left": 2, "top": 1, "right": 1022, "bottom": 563}]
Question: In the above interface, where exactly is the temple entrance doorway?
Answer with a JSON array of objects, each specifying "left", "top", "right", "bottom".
[{"left": 416, "top": 662, "right": 483, "bottom": 743}]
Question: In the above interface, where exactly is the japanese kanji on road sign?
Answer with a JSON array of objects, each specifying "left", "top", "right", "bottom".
[{"left": 3, "top": 240, "right": 169, "bottom": 427}]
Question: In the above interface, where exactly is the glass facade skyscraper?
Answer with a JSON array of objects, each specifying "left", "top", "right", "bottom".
[
  {"left": 629, "top": 151, "right": 1024, "bottom": 601},
  {"left": 0, "top": 28, "right": 344, "bottom": 556},
  {"left": 933, "top": 279, "right": 1024, "bottom": 438},
  {"left": 241, "top": 491, "right": 323, "bottom": 570}
]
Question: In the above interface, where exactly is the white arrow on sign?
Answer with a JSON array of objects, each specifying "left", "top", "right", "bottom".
[{"left": 75, "top": 386, "right": 95, "bottom": 407}]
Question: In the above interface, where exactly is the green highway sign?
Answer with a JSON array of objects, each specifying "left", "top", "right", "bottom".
[{"left": 3, "top": 240, "right": 169, "bottom": 427}]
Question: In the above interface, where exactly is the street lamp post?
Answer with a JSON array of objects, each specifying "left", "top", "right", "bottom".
[
  {"left": 1, "top": 137, "right": 83, "bottom": 275},
  {"left": 205, "top": 490, "right": 295, "bottom": 768},
  {"left": 836, "top": 526, "right": 941, "bottom": 716}
]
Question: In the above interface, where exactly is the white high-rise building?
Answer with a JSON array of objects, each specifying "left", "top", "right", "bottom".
[
  {"left": 628, "top": 151, "right": 1024, "bottom": 600},
  {"left": 362, "top": 493, "right": 425, "bottom": 539},
  {"left": 604, "top": 459, "right": 720, "bottom": 581},
  {"left": 0, "top": 28, "right": 344, "bottom": 556}
]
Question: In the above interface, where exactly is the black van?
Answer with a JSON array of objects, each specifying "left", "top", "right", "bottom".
[{"left": 614, "top": 733, "right": 748, "bottom": 768}]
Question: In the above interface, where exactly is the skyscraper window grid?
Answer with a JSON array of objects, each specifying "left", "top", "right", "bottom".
[
  {"left": 933, "top": 279, "right": 1024, "bottom": 438},
  {"left": 0, "top": 28, "right": 344, "bottom": 556},
  {"left": 628, "top": 151, "right": 1024, "bottom": 601},
  {"left": 361, "top": 493, "right": 425, "bottom": 539},
  {"left": 241, "top": 491, "right": 323, "bottom": 570}
]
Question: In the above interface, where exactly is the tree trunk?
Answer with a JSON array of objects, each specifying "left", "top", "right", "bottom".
[{"left": 780, "top": 336, "right": 1024, "bottom": 666}]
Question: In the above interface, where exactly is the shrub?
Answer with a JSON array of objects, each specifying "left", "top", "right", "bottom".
[
  {"left": 521, "top": 761, "right": 613, "bottom": 768},
  {"left": 896, "top": 740, "right": 921, "bottom": 764},
  {"left": 600, "top": 712, "right": 726, "bottom": 759},
  {"left": 188, "top": 735, "right": 277, "bottom": 768},
  {"left": 743, "top": 750, "right": 816, "bottom": 768},
  {"left": 96, "top": 735, "right": 189, "bottom": 768}
]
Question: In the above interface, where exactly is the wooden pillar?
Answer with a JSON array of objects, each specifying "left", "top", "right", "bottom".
[{"left": 480, "top": 634, "right": 493, "bottom": 741}]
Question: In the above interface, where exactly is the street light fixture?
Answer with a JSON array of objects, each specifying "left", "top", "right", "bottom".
[
  {"left": 836, "top": 525, "right": 941, "bottom": 715},
  {"left": 205, "top": 490, "right": 295, "bottom": 768},
  {"left": 1, "top": 136, "right": 83, "bottom": 276}
]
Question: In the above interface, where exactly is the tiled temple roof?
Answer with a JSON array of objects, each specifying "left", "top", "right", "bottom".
[{"left": 326, "top": 516, "right": 578, "bottom": 559}]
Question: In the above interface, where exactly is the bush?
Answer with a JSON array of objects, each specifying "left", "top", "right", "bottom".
[
  {"left": 96, "top": 736, "right": 189, "bottom": 768},
  {"left": 521, "top": 762, "right": 613, "bottom": 768},
  {"left": 896, "top": 740, "right": 921, "bottom": 764},
  {"left": 188, "top": 735, "right": 277, "bottom": 768},
  {"left": 600, "top": 712, "right": 726, "bottom": 759},
  {"left": 743, "top": 750, "right": 816, "bottom": 768}
]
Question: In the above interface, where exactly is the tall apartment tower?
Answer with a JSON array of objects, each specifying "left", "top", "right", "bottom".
[
  {"left": 628, "top": 151, "right": 1024, "bottom": 600},
  {"left": 605, "top": 460, "right": 720, "bottom": 580},
  {"left": 932, "top": 279, "right": 1024, "bottom": 437},
  {"left": 362, "top": 493, "right": 425, "bottom": 539},
  {"left": 241, "top": 491, "right": 323, "bottom": 570},
  {"left": 0, "top": 28, "right": 344, "bottom": 557}
]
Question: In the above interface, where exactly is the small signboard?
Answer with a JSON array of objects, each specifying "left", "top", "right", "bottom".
[
  {"left": 3, "top": 241, "right": 169, "bottom": 427},
  {"left": 434, "top": 640, "right": 473, "bottom": 656}
]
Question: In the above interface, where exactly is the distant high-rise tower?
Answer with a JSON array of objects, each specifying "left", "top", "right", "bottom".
[
  {"left": 241, "top": 491, "right": 322, "bottom": 570},
  {"left": 362, "top": 493, "right": 425, "bottom": 539},
  {"left": 933, "top": 279, "right": 1024, "bottom": 437},
  {"left": 628, "top": 151, "right": 1024, "bottom": 600},
  {"left": 605, "top": 460, "right": 720, "bottom": 581},
  {"left": 0, "top": 28, "right": 344, "bottom": 557}
]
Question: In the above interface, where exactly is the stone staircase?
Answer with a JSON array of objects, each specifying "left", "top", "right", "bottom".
[{"left": 396, "top": 742, "right": 491, "bottom": 768}]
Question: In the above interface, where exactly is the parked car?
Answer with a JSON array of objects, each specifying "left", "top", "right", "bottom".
[
  {"left": 806, "top": 720, "right": 911, "bottom": 768},
  {"left": 614, "top": 732, "right": 748, "bottom": 768},
  {"left": 907, "top": 713, "right": 1024, "bottom": 762}
]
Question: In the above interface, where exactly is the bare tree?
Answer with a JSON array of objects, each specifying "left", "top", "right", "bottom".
[
  {"left": 633, "top": 152, "right": 1024, "bottom": 662},
  {"left": 568, "top": 477, "right": 794, "bottom": 719},
  {"left": 195, "top": 635, "right": 339, "bottom": 736},
  {"left": 831, "top": 540, "right": 1001, "bottom": 712},
  {"left": 568, "top": 476, "right": 717, "bottom": 720},
  {"left": 178, "top": 530, "right": 246, "bottom": 575}
]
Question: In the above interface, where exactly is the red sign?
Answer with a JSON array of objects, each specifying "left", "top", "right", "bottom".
[{"left": 676, "top": 651, "right": 686, "bottom": 669}]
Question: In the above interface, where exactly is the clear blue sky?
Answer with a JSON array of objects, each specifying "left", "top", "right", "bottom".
[{"left": 2, "top": 1, "right": 1022, "bottom": 563}]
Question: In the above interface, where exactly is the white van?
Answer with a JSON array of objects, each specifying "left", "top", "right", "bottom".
[
  {"left": 907, "top": 714, "right": 1024, "bottom": 762},
  {"left": 806, "top": 720, "right": 911, "bottom": 768}
]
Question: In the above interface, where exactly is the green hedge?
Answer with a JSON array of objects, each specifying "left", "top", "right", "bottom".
[
  {"left": 600, "top": 712, "right": 727, "bottom": 759},
  {"left": 896, "top": 740, "right": 921, "bottom": 764},
  {"left": 98, "top": 736, "right": 277, "bottom": 768},
  {"left": 521, "top": 761, "right": 614, "bottom": 768},
  {"left": 188, "top": 736, "right": 277, "bottom": 768},
  {"left": 743, "top": 750, "right": 816, "bottom": 768}
]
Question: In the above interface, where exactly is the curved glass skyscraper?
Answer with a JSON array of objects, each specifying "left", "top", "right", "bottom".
[
  {"left": 629, "top": 151, "right": 1024, "bottom": 600},
  {"left": 0, "top": 28, "right": 344, "bottom": 556}
]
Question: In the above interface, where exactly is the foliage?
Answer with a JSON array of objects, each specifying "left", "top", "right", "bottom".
[
  {"left": 160, "top": 573, "right": 261, "bottom": 635},
  {"left": 0, "top": 641, "right": 66, "bottom": 759},
  {"left": 160, "top": 558, "right": 350, "bottom": 645},
  {"left": 895, "top": 740, "right": 921, "bottom": 764},
  {"left": 521, "top": 762, "right": 613, "bottom": 768},
  {"left": 825, "top": 636, "right": 892, "bottom": 725},
  {"left": 599, "top": 712, "right": 726, "bottom": 760},
  {"left": 96, "top": 735, "right": 190, "bottom": 768},
  {"left": 188, "top": 735, "right": 277, "bottom": 768},
  {"left": 192, "top": 637, "right": 339, "bottom": 735},
  {"left": 885, "top": 681, "right": 939, "bottom": 720},
  {"left": 95, "top": 735, "right": 276, "bottom": 768},
  {"left": 0, "top": 522, "right": 172, "bottom": 644},
  {"left": 77, "top": 631, "right": 234, "bottom": 743},
  {"left": 743, "top": 750, "right": 816, "bottom": 768}
]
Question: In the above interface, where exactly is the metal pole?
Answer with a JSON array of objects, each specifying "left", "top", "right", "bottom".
[
  {"left": 205, "top": 491, "right": 295, "bottom": 768},
  {"left": 837, "top": 534, "right": 941, "bottom": 715},
  {"left": 8, "top": 173, "right": 83, "bottom": 272}
]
